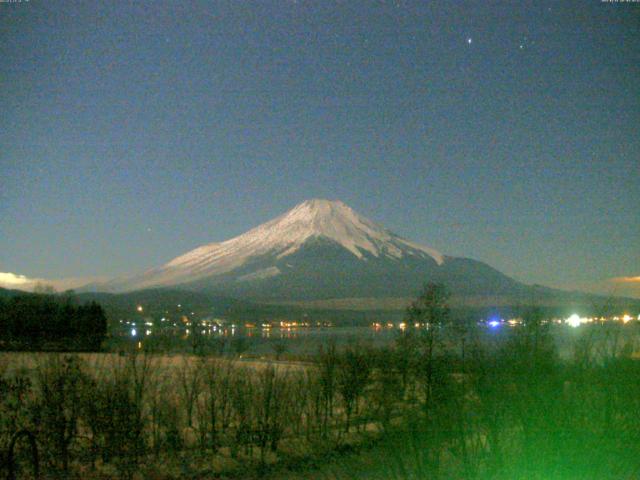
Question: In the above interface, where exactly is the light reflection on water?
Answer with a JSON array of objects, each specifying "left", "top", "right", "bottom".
[
  {"left": 181, "top": 325, "right": 396, "bottom": 341},
  {"left": 130, "top": 326, "right": 401, "bottom": 355},
  {"left": 127, "top": 323, "right": 640, "bottom": 358}
]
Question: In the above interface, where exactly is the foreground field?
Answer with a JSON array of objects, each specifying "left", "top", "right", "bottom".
[
  {"left": 0, "top": 351, "right": 310, "bottom": 376},
  {"left": 1, "top": 319, "right": 640, "bottom": 479}
]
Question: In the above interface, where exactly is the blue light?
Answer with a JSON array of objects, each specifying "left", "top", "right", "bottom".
[
  {"left": 488, "top": 320, "right": 500, "bottom": 328},
  {"left": 131, "top": 328, "right": 137, "bottom": 337}
]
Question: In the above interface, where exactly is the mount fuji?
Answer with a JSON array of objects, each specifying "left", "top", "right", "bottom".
[{"left": 96, "top": 199, "right": 532, "bottom": 302}]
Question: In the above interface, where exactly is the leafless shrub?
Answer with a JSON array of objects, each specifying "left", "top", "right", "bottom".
[
  {"left": 177, "top": 356, "right": 203, "bottom": 428},
  {"left": 197, "top": 358, "right": 235, "bottom": 452},
  {"left": 336, "top": 344, "right": 371, "bottom": 433},
  {"left": 33, "top": 354, "right": 87, "bottom": 474}
]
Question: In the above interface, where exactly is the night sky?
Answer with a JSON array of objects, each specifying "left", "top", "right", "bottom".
[{"left": 1, "top": 1, "right": 638, "bottom": 296}]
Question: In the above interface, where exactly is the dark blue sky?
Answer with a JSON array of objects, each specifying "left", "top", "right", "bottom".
[{"left": 1, "top": 0, "right": 639, "bottom": 295}]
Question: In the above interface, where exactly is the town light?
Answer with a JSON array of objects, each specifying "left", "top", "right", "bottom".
[{"left": 566, "top": 314, "right": 582, "bottom": 328}]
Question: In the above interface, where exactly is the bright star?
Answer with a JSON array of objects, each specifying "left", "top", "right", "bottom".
[{"left": 467, "top": 38, "right": 472, "bottom": 45}]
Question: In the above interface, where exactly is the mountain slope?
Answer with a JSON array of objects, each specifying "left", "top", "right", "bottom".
[{"left": 95, "top": 199, "right": 536, "bottom": 301}]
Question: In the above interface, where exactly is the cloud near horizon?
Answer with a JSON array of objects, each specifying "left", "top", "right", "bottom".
[
  {"left": 612, "top": 276, "right": 640, "bottom": 284},
  {"left": 608, "top": 276, "right": 640, "bottom": 298},
  {"left": 556, "top": 276, "right": 640, "bottom": 299},
  {"left": 0, "top": 272, "right": 105, "bottom": 292}
]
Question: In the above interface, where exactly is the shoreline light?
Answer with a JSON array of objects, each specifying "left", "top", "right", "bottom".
[{"left": 566, "top": 314, "right": 583, "bottom": 328}]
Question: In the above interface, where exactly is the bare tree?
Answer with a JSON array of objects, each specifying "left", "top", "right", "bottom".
[
  {"left": 198, "top": 359, "right": 235, "bottom": 452},
  {"left": 336, "top": 344, "right": 371, "bottom": 433},
  {"left": 34, "top": 355, "right": 85, "bottom": 474},
  {"left": 405, "top": 283, "right": 450, "bottom": 419},
  {"left": 177, "top": 356, "right": 203, "bottom": 428},
  {"left": 229, "top": 367, "right": 254, "bottom": 459},
  {"left": 271, "top": 340, "right": 288, "bottom": 361},
  {"left": 317, "top": 341, "right": 338, "bottom": 438},
  {"left": 254, "top": 365, "right": 290, "bottom": 466}
]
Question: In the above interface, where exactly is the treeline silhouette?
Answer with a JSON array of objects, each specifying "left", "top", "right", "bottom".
[
  {"left": 0, "top": 292, "right": 107, "bottom": 351},
  {"left": 0, "top": 284, "right": 638, "bottom": 479}
]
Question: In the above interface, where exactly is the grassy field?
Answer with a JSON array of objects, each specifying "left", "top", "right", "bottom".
[{"left": 0, "top": 351, "right": 310, "bottom": 376}]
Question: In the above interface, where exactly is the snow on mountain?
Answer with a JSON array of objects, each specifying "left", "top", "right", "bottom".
[{"left": 102, "top": 199, "right": 444, "bottom": 292}]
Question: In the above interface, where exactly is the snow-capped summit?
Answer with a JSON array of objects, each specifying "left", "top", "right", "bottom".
[
  {"left": 101, "top": 199, "right": 446, "bottom": 293},
  {"left": 267, "top": 199, "right": 443, "bottom": 262}
]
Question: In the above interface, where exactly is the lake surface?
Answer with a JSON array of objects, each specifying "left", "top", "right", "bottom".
[{"left": 115, "top": 322, "right": 640, "bottom": 359}]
